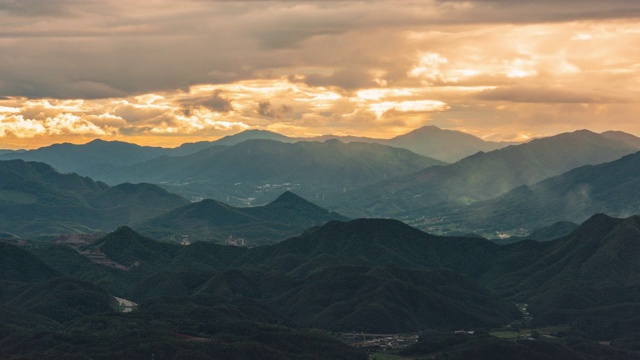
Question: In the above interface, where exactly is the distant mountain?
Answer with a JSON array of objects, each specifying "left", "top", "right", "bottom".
[
  {"left": 602, "top": 130, "right": 640, "bottom": 148},
  {"left": 91, "top": 139, "right": 444, "bottom": 206},
  {"left": 0, "top": 139, "right": 170, "bottom": 175},
  {"left": 136, "top": 191, "right": 348, "bottom": 245},
  {"left": 452, "top": 150, "right": 640, "bottom": 231},
  {"left": 384, "top": 125, "right": 511, "bottom": 163},
  {"left": 339, "top": 130, "right": 640, "bottom": 219},
  {"left": 170, "top": 129, "right": 295, "bottom": 156},
  {"left": 213, "top": 129, "right": 293, "bottom": 146},
  {"left": 0, "top": 126, "right": 513, "bottom": 181},
  {"left": 0, "top": 160, "right": 189, "bottom": 238}
]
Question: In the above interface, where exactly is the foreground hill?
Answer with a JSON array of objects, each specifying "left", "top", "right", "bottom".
[
  {"left": 451, "top": 150, "right": 640, "bottom": 231},
  {"left": 136, "top": 191, "right": 348, "bottom": 245},
  {"left": 0, "top": 160, "right": 189, "bottom": 237},
  {"left": 8, "top": 213, "right": 640, "bottom": 358},
  {"left": 91, "top": 139, "right": 444, "bottom": 206},
  {"left": 488, "top": 213, "right": 640, "bottom": 323},
  {"left": 338, "top": 130, "right": 640, "bottom": 218},
  {"left": 0, "top": 241, "right": 367, "bottom": 360}
]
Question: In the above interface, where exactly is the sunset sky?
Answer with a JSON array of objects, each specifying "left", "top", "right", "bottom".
[{"left": 1, "top": 0, "right": 639, "bottom": 149}]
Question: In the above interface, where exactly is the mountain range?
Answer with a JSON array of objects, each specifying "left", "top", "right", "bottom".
[
  {"left": 0, "top": 160, "right": 347, "bottom": 243},
  {"left": 0, "top": 126, "right": 509, "bottom": 172},
  {"left": 447, "top": 149, "right": 640, "bottom": 233},
  {"left": 337, "top": 129, "right": 640, "bottom": 219},
  {"left": 87, "top": 139, "right": 444, "bottom": 206}
]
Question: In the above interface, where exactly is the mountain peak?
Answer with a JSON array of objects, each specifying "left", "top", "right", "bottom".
[{"left": 267, "top": 191, "right": 322, "bottom": 209}]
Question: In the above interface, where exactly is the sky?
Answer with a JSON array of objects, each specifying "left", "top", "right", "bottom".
[{"left": 0, "top": 0, "right": 639, "bottom": 149}]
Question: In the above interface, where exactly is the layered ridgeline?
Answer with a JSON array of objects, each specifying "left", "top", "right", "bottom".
[
  {"left": 338, "top": 130, "right": 640, "bottom": 219},
  {"left": 90, "top": 139, "right": 444, "bottom": 206},
  {"left": 448, "top": 149, "right": 640, "bottom": 232},
  {"left": 0, "top": 160, "right": 189, "bottom": 237},
  {"left": 135, "top": 191, "right": 348, "bottom": 245},
  {"left": 0, "top": 126, "right": 504, "bottom": 176}
]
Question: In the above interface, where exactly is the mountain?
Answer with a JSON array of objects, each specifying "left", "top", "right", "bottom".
[
  {"left": 451, "top": 150, "right": 640, "bottom": 232},
  {"left": 91, "top": 139, "right": 444, "bottom": 207},
  {"left": 170, "top": 129, "right": 296, "bottom": 156},
  {"left": 10, "top": 213, "right": 640, "bottom": 356},
  {"left": 274, "top": 265, "right": 519, "bottom": 333},
  {"left": 192, "top": 126, "right": 511, "bottom": 163},
  {"left": 136, "top": 191, "right": 348, "bottom": 245},
  {"left": 0, "top": 239, "right": 365, "bottom": 360},
  {"left": 212, "top": 129, "right": 293, "bottom": 146},
  {"left": 602, "top": 130, "right": 640, "bottom": 148},
  {"left": 308, "top": 126, "right": 514, "bottom": 162},
  {"left": 0, "top": 241, "right": 59, "bottom": 284},
  {"left": 339, "top": 130, "right": 640, "bottom": 219},
  {"left": 487, "top": 214, "right": 640, "bottom": 325},
  {"left": 0, "top": 139, "right": 170, "bottom": 175},
  {"left": 0, "top": 126, "right": 509, "bottom": 182},
  {"left": 7, "top": 277, "right": 114, "bottom": 323},
  {"left": 0, "top": 160, "right": 189, "bottom": 238},
  {"left": 384, "top": 125, "right": 512, "bottom": 163}
]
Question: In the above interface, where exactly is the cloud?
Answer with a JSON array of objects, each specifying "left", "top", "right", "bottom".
[
  {"left": 257, "top": 100, "right": 294, "bottom": 119},
  {"left": 180, "top": 90, "right": 233, "bottom": 114},
  {"left": 476, "top": 86, "right": 630, "bottom": 103},
  {"left": 302, "top": 68, "right": 375, "bottom": 91}
]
